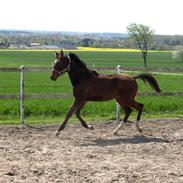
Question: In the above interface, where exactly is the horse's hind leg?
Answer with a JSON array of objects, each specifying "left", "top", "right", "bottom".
[
  {"left": 130, "top": 100, "right": 144, "bottom": 133},
  {"left": 123, "top": 107, "right": 132, "bottom": 123},
  {"left": 75, "top": 103, "right": 94, "bottom": 130},
  {"left": 113, "top": 98, "right": 132, "bottom": 135},
  {"left": 113, "top": 106, "right": 132, "bottom": 135}
]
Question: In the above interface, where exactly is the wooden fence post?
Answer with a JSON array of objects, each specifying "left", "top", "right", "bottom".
[
  {"left": 116, "top": 65, "right": 121, "bottom": 121},
  {"left": 20, "top": 65, "right": 24, "bottom": 126}
]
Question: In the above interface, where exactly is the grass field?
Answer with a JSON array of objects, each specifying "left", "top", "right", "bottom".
[
  {"left": 0, "top": 48, "right": 183, "bottom": 68},
  {"left": 0, "top": 49, "right": 183, "bottom": 124}
]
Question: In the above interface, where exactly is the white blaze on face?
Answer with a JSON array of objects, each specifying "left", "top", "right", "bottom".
[
  {"left": 54, "top": 59, "right": 59, "bottom": 64},
  {"left": 52, "top": 59, "right": 58, "bottom": 68}
]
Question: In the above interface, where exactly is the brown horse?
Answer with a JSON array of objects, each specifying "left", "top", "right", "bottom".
[{"left": 50, "top": 50, "right": 161, "bottom": 136}]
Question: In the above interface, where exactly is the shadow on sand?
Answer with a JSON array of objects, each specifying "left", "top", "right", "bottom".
[{"left": 81, "top": 135, "right": 170, "bottom": 147}]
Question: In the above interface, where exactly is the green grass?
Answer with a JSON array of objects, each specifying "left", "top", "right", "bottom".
[
  {"left": 0, "top": 50, "right": 183, "bottom": 124},
  {"left": 0, "top": 50, "right": 183, "bottom": 68},
  {"left": 0, "top": 96, "right": 183, "bottom": 125}
]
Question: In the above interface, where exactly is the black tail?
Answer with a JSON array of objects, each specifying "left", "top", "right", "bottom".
[{"left": 133, "top": 73, "right": 161, "bottom": 93}]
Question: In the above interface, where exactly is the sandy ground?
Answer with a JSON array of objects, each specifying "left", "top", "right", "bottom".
[{"left": 0, "top": 118, "right": 183, "bottom": 183}]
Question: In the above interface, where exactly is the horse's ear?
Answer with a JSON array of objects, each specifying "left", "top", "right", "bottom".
[
  {"left": 54, "top": 51, "right": 59, "bottom": 58},
  {"left": 60, "top": 50, "right": 64, "bottom": 58}
]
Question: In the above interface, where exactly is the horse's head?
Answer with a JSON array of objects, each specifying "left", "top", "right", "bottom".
[{"left": 50, "top": 50, "right": 71, "bottom": 81}]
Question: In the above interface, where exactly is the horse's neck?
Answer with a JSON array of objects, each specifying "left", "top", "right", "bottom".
[{"left": 68, "top": 63, "right": 91, "bottom": 86}]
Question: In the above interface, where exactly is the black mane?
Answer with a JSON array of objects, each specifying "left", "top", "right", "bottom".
[
  {"left": 69, "top": 53, "right": 87, "bottom": 68},
  {"left": 68, "top": 53, "right": 99, "bottom": 83}
]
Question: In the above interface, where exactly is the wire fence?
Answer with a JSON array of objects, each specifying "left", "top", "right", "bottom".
[{"left": 1, "top": 66, "right": 183, "bottom": 125}]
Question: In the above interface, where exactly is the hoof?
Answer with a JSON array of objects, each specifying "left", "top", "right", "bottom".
[
  {"left": 54, "top": 131, "right": 60, "bottom": 137},
  {"left": 88, "top": 125, "right": 94, "bottom": 130},
  {"left": 113, "top": 131, "right": 119, "bottom": 136},
  {"left": 138, "top": 128, "right": 142, "bottom": 133}
]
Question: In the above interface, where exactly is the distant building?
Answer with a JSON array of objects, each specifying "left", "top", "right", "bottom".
[
  {"left": 41, "top": 45, "right": 59, "bottom": 49},
  {"left": 30, "top": 43, "right": 41, "bottom": 46}
]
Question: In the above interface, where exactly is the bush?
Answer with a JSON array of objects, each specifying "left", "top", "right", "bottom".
[{"left": 172, "top": 46, "right": 183, "bottom": 62}]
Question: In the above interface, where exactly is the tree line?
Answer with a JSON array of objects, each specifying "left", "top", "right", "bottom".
[{"left": 0, "top": 30, "right": 183, "bottom": 50}]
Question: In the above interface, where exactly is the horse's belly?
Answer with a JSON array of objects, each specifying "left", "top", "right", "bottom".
[
  {"left": 86, "top": 90, "right": 117, "bottom": 101},
  {"left": 87, "top": 96, "right": 114, "bottom": 101}
]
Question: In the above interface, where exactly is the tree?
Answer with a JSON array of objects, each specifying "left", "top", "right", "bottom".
[
  {"left": 81, "top": 38, "right": 93, "bottom": 47},
  {"left": 172, "top": 46, "right": 183, "bottom": 62},
  {"left": 127, "top": 23, "right": 154, "bottom": 67}
]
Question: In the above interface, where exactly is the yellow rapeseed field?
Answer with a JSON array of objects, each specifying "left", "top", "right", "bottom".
[{"left": 0, "top": 47, "right": 172, "bottom": 52}]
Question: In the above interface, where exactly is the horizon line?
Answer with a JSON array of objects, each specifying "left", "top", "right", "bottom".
[{"left": 0, "top": 28, "right": 183, "bottom": 36}]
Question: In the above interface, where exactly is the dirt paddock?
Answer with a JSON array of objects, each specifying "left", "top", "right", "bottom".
[{"left": 0, "top": 118, "right": 183, "bottom": 183}]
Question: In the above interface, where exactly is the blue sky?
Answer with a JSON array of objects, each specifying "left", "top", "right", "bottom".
[{"left": 0, "top": 0, "right": 183, "bottom": 35}]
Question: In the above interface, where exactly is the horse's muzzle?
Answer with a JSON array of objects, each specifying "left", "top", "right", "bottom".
[
  {"left": 50, "top": 73, "right": 58, "bottom": 81},
  {"left": 50, "top": 76, "right": 56, "bottom": 81}
]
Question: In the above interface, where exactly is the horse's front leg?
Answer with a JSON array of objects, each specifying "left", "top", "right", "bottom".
[
  {"left": 55, "top": 99, "right": 82, "bottom": 136},
  {"left": 75, "top": 102, "right": 94, "bottom": 130}
]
